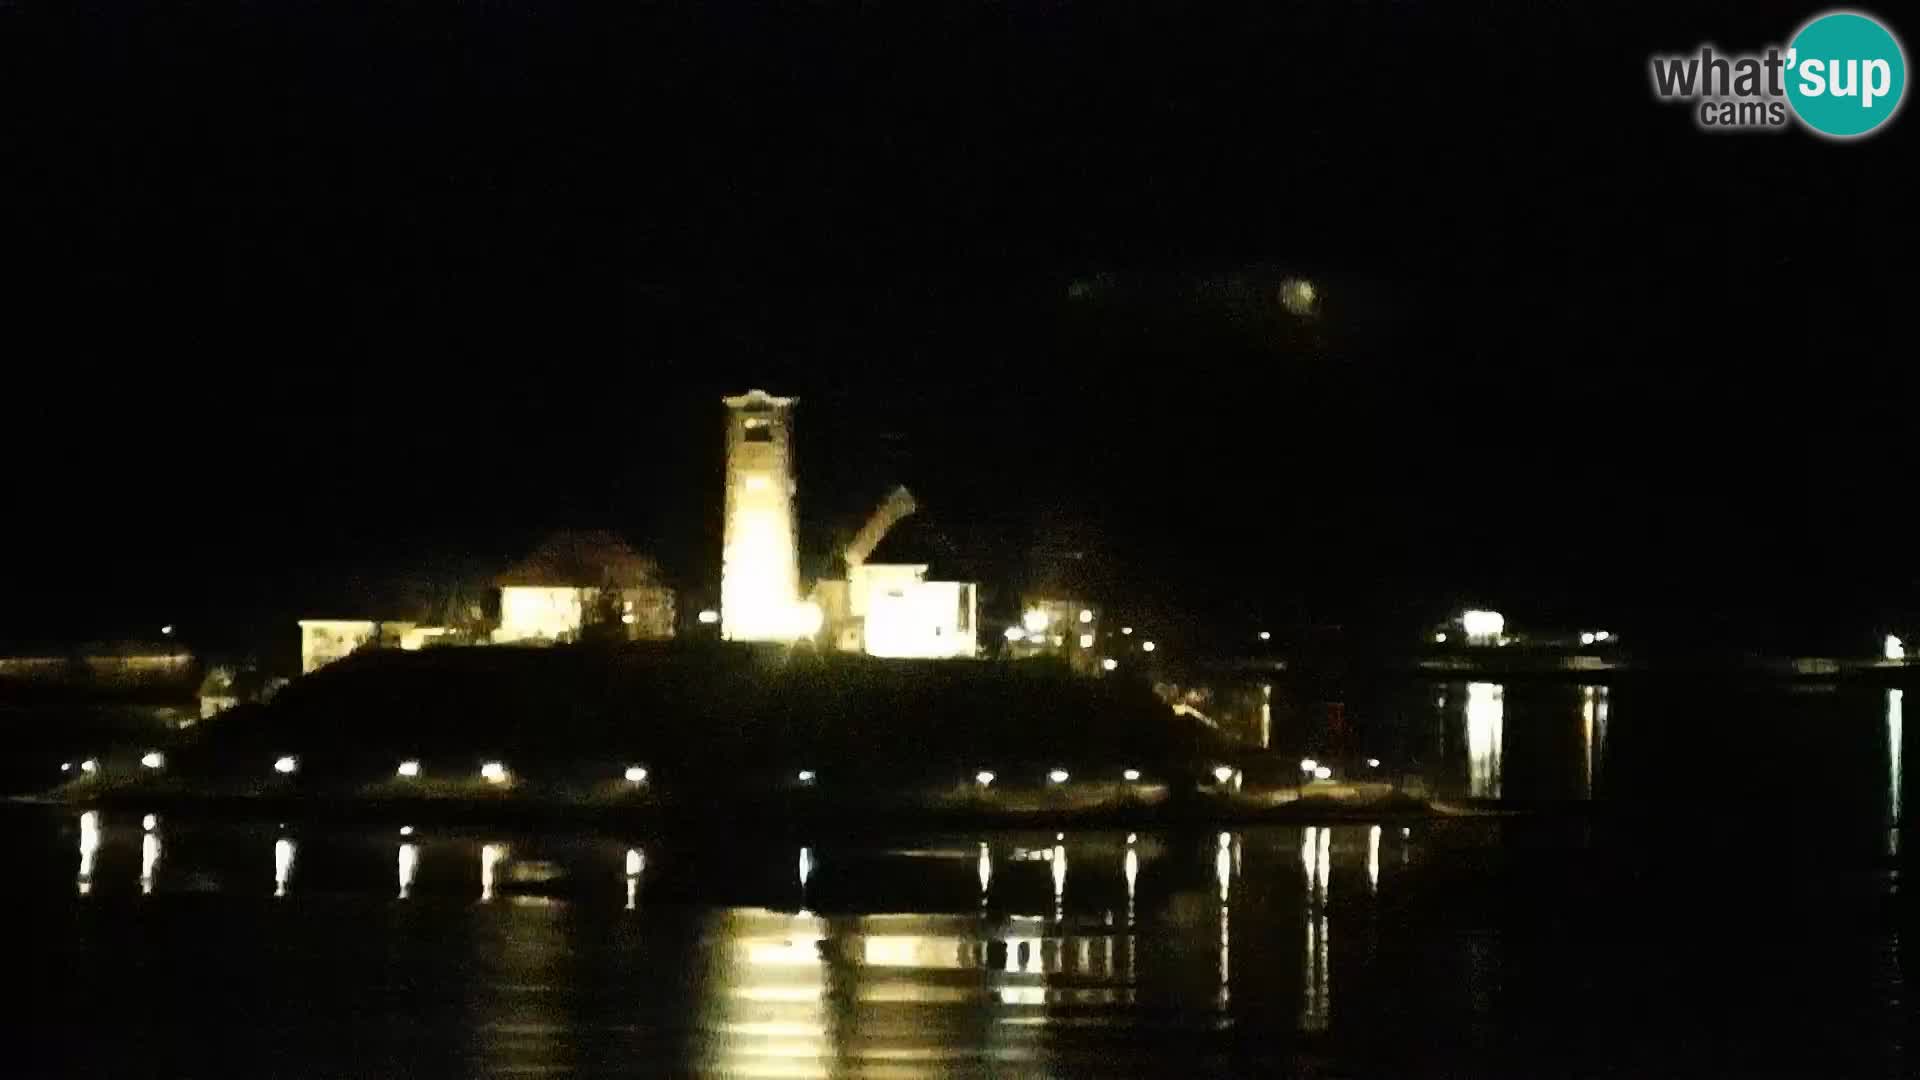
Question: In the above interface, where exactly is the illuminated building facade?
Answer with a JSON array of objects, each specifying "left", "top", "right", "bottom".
[
  {"left": 721, "top": 390, "right": 806, "bottom": 641},
  {"left": 1006, "top": 598, "right": 1104, "bottom": 675}
]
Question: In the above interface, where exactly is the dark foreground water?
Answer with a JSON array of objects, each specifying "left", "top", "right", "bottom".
[{"left": 3, "top": 792, "right": 1907, "bottom": 1078}]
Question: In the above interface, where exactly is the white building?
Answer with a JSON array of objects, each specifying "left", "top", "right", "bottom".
[{"left": 720, "top": 390, "right": 810, "bottom": 641}]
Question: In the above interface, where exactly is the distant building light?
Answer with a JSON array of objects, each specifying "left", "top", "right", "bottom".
[
  {"left": 1140, "top": 641, "right": 1157, "bottom": 653},
  {"left": 1366, "top": 757, "right": 1381, "bottom": 768},
  {"left": 1101, "top": 658, "right": 1119, "bottom": 672},
  {"left": 1022, "top": 609, "right": 1051, "bottom": 633},
  {"left": 1461, "top": 609, "right": 1505, "bottom": 640},
  {"left": 1120, "top": 626, "right": 1134, "bottom": 635},
  {"left": 1580, "top": 632, "right": 1596, "bottom": 646},
  {"left": 1029, "top": 631, "right": 1049, "bottom": 644},
  {"left": 1078, "top": 633, "right": 1095, "bottom": 649},
  {"left": 399, "top": 825, "right": 414, "bottom": 836},
  {"left": 1078, "top": 609, "right": 1094, "bottom": 624},
  {"left": 1594, "top": 630, "right": 1611, "bottom": 642},
  {"left": 1003, "top": 625, "right": 1024, "bottom": 642},
  {"left": 140, "top": 751, "right": 164, "bottom": 770},
  {"left": 697, "top": 609, "right": 720, "bottom": 625},
  {"left": 1300, "top": 758, "right": 1318, "bottom": 772},
  {"left": 975, "top": 770, "right": 996, "bottom": 787},
  {"left": 397, "top": 760, "right": 421, "bottom": 779},
  {"left": 1258, "top": 630, "right": 1271, "bottom": 641},
  {"left": 1433, "top": 632, "right": 1448, "bottom": 644},
  {"left": 160, "top": 625, "right": 174, "bottom": 636},
  {"left": 1313, "top": 765, "right": 1333, "bottom": 781},
  {"left": 621, "top": 613, "right": 636, "bottom": 625},
  {"left": 624, "top": 765, "right": 649, "bottom": 785},
  {"left": 480, "top": 761, "right": 509, "bottom": 784},
  {"left": 1211, "top": 765, "right": 1236, "bottom": 784},
  {"left": 273, "top": 756, "right": 298, "bottom": 775},
  {"left": 796, "top": 769, "right": 816, "bottom": 784},
  {"left": 1047, "top": 768, "right": 1070, "bottom": 785},
  {"left": 60, "top": 761, "right": 72, "bottom": 773},
  {"left": 1885, "top": 634, "right": 1906, "bottom": 661},
  {"left": 1122, "top": 768, "right": 1142, "bottom": 782},
  {"left": 81, "top": 759, "right": 99, "bottom": 775}
]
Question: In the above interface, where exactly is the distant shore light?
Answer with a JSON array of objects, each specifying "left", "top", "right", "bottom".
[
  {"left": 399, "top": 825, "right": 414, "bottom": 836},
  {"left": 1300, "top": 758, "right": 1318, "bottom": 773},
  {"left": 1022, "top": 609, "right": 1051, "bottom": 633},
  {"left": 160, "top": 625, "right": 174, "bottom": 636},
  {"left": 1003, "top": 625, "right": 1024, "bottom": 642},
  {"left": 1461, "top": 609, "right": 1505, "bottom": 640},
  {"left": 1366, "top": 757, "right": 1381, "bottom": 768},
  {"left": 1140, "top": 641, "right": 1156, "bottom": 653},
  {"left": 625, "top": 765, "right": 649, "bottom": 785},
  {"left": 1120, "top": 626, "right": 1133, "bottom": 635},
  {"left": 273, "top": 756, "right": 298, "bottom": 775},
  {"left": 1580, "top": 632, "right": 1596, "bottom": 645},
  {"left": 60, "top": 761, "right": 72, "bottom": 773},
  {"left": 697, "top": 609, "right": 720, "bottom": 625},
  {"left": 1594, "top": 630, "right": 1611, "bottom": 642},
  {"left": 143, "top": 813, "right": 158, "bottom": 832},
  {"left": 1047, "top": 768, "right": 1070, "bottom": 785},
  {"left": 1314, "top": 765, "right": 1333, "bottom": 781},
  {"left": 975, "top": 770, "right": 995, "bottom": 787},
  {"left": 797, "top": 769, "right": 816, "bottom": 784},
  {"left": 397, "top": 760, "right": 421, "bottom": 778},
  {"left": 1885, "top": 634, "right": 1906, "bottom": 661},
  {"left": 1078, "top": 633, "right": 1095, "bottom": 649},
  {"left": 140, "top": 751, "right": 164, "bottom": 770},
  {"left": 1434, "top": 632, "right": 1448, "bottom": 644},
  {"left": 1211, "top": 765, "right": 1236, "bottom": 784},
  {"left": 1122, "top": 768, "right": 1142, "bottom": 782},
  {"left": 1101, "top": 657, "right": 1119, "bottom": 672},
  {"left": 480, "top": 761, "right": 509, "bottom": 784},
  {"left": 1258, "top": 630, "right": 1271, "bottom": 641},
  {"left": 1078, "top": 609, "right": 1093, "bottom": 624},
  {"left": 81, "top": 759, "right": 99, "bottom": 774}
]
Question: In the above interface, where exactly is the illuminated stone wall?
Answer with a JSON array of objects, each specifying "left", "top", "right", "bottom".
[
  {"left": 720, "top": 390, "right": 802, "bottom": 641},
  {"left": 298, "top": 620, "right": 380, "bottom": 675}
]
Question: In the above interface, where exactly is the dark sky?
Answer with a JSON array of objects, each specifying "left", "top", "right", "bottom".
[{"left": 1, "top": 2, "right": 1911, "bottom": 654}]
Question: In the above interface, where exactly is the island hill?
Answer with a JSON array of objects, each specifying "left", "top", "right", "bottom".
[{"left": 61, "top": 641, "right": 1296, "bottom": 822}]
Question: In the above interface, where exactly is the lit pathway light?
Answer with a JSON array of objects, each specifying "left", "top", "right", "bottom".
[
  {"left": 625, "top": 765, "right": 649, "bottom": 785},
  {"left": 1299, "top": 758, "right": 1318, "bottom": 773},
  {"left": 140, "top": 751, "right": 164, "bottom": 770},
  {"left": 1314, "top": 765, "right": 1333, "bottom": 781},
  {"left": 1048, "top": 768, "right": 1070, "bottom": 785},
  {"left": 796, "top": 769, "right": 816, "bottom": 784},
  {"left": 273, "top": 756, "right": 298, "bottom": 775},
  {"left": 1101, "top": 657, "right": 1119, "bottom": 672},
  {"left": 1122, "top": 768, "right": 1142, "bottom": 782},
  {"left": 1212, "top": 765, "right": 1237, "bottom": 784},
  {"left": 974, "top": 770, "right": 996, "bottom": 788},
  {"left": 480, "top": 761, "right": 509, "bottom": 785},
  {"left": 397, "top": 760, "right": 421, "bottom": 779}
]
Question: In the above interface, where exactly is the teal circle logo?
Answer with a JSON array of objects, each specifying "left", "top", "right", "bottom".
[{"left": 1786, "top": 11, "right": 1906, "bottom": 137}]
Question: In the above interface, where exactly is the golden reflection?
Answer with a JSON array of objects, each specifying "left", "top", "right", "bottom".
[
  {"left": 625, "top": 847, "right": 644, "bottom": 911},
  {"left": 1368, "top": 824, "right": 1381, "bottom": 893},
  {"left": 140, "top": 829, "right": 161, "bottom": 895},
  {"left": 716, "top": 910, "right": 828, "bottom": 1076},
  {"left": 275, "top": 836, "right": 296, "bottom": 898},
  {"left": 480, "top": 843, "right": 504, "bottom": 902},
  {"left": 1051, "top": 842, "right": 1067, "bottom": 921},
  {"left": 1580, "top": 685, "right": 1611, "bottom": 799},
  {"left": 398, "top": 841, "right": 419, "bottom": 899},
  {"left": 977, "top": 842, "right": 991, "bottom": 906},
  {"left": 1300, "top": 826, "right": 1330, "bottom": 1031},
  {"left": 77, "top": 811, "right": 100, "bottom": 896},
  {"left": 1215, "top": 832, "right": 1232, "bottom": 903},
  {"left": 1466, "top": 682, "right": 1505, "bottom": 798}
]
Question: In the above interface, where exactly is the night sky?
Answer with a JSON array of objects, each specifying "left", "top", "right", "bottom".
[{"left": 2, "top": 2, "right": 1911, "bottom": 656}]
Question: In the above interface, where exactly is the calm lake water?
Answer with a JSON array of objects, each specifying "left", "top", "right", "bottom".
[{"left": 3, "top": 680, "right": 1910, "bottom": 1076}]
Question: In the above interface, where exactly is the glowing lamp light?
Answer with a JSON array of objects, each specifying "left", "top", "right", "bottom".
[
  {"left": 81, "top": 759, "right": 99, "bottom": 775},
  {"left": 1140, "top": 640, "right": 1157, "bottom": 653},
  {"left": 697, "top": 608, "right": 720, "bottom": 625},
  {"left": 273, "top": 756, "right": 298, "bottom": 775},
  {"left": 1211, "top": 765, "right": 1237, "bottom": 784},
  {"left": 1595, "top": 630, "right": 1611, "bottom": 642},
  {"left": 140, "top": 751, "right": 164, "bottom": 770},
  {"left": 1123, "top": 768, "right": 1142, "bottom": 782},
  {"left": 796, "top": 769, "right": 817, "bottom": 784},
  {"left": 1022, "top": 608, "right": 1051, "bottom": 633},
  {"left": 624, "top": 765, "right": 649, "bottom": 785},
  {"left": 1078, "top": 633, "right": 1095, "bottom": 649},
  {"left": 1580, "top": 632, "right": 1596, "bottom": 646},
  {"left": 60, "top": 762, "right": 71, "bottom": 773},
  {"left": 621, "top": 613, "right": 636, "bottom": 625},
  {"left": 1314, "top": 765, "right": 1333, "bottom": 781},
  {"left": 1366, "top": 757, "right": 1381, "bottom": 768},
  {"left": 974, "top": 770, "right": 996, "bottom": 787},
  {"left": 1078, "top": 609, "right": 1093, "bottom": 624},
  {"left": 1886, "top": 634, "right": 1906, "bottom": 662},
  {"left": 1101, "top": 657, "right": 1119, "bottom": 672},
  {"left": 480, "top": 761, "right": 509, "bottom": 784},
  {"left": 1434, "top": 632, "right": 1448, "bottom": 644},
  {"left": 1258, "top": 630, "right": 1272, "bottom": 641},
  {"left": 1461, "top": 609, "right": 1506, "bottom": 639},
  {"left": 1003, "top": 625, "right": 1024, "bottom": 642},
  {"left": 1299, "top": 758, "right": 1318, "bottom": 773},
  {"left": 396, "top": 760, "right": 421, "bottom": 779},
  {"left": 399, "top": 825, "right": 414, "bottom": 836},
  {"left": 1121, "top": 626, "right": 1133, "bottom": 635},
  {"left": 625, "top": 848, "right": 643, "bottom": 877},
  {"left": 160, "top": 625, "right": 174, "bottom": 636},
  {"left": 1047, "top": 768, "right": 1070, "bottom": 785}
]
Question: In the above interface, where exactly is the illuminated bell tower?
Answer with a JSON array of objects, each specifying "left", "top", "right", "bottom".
[{"left": 721, "top": 390, "right": 801, "bottom": 641}]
